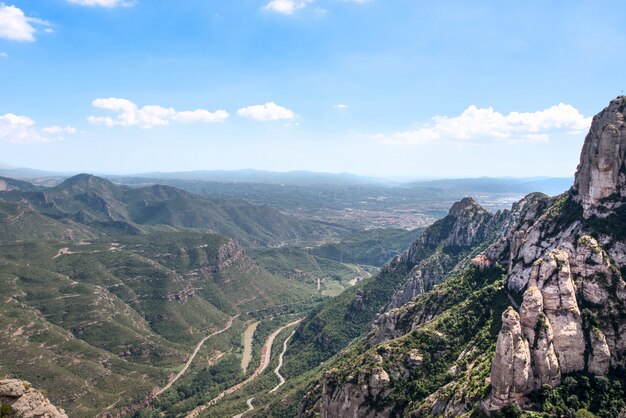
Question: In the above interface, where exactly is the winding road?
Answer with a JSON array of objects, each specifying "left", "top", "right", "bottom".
[
  {"left": 187, "top": 318, "right": 303, "bottom": 418},
  {"left": 232, "top": 398, "right": 254, "bottom": 418},
  {"left": 155, "top": 315, "right": 239, "bottom": 397},
  {"left": 268, "top": 327, "right": 297, "bottom": 393}
]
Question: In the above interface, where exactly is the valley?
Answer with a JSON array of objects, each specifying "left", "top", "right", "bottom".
[
  {"left": 0, "top": 172, "right": 421, "bottom": 417},
  {"left": 1, "top": 142, "right": 624, "bottom": 418},
  {"left": 2, "top": 2, "right": 624, "bottom": 417}
]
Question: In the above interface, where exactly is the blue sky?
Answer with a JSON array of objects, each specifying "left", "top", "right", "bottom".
[{"left": 0, "top": 0, "right": 624, "bottom": 178}]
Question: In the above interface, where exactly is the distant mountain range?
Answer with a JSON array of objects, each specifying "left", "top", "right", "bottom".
[
  {"left": 0, "top": 173, "right": 352, "bottom": 246},
  {"left": 0, "top": 165, "right": 572, "bottom": 194}
]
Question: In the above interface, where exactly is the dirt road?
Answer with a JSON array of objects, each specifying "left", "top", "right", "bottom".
[
  {"left": 187, "top": 318, "right": 303, "bottom": 417},
  {"left": 155, "top": 315, "right": 239, "bottom": 397}
]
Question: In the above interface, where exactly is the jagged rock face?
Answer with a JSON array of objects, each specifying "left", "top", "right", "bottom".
[
  {"left": 215, "top": 240, "right": 250, "bottom": 272},
  {"left": 485, "top": 192, "right": 552, "bottom": 267},
  {"left": 0, "top": 379, "right": 67, "bottom": 418},
  {"left": 401, "top": 197, "right": 495, "bottom": 267},
  {"left": 486, "top": 235, "right": 626, "bottom": 411},
  {"left": 387, "top": 197, "right": 501, "bottom": 311},
  {"left": 387, "top": 267, "right": 425, "bottom": 310},
  {"left": 487, "top": 307, "right": 533, "bottom": 409},
  {"left": 531, "top": 250, "right": 585, "bottom": 373},
  {"left": 444, "top": 197, "right": 496, "bottom": 247},
  {"left": 519, "top": 286, "right": 560, "bottom": 387},
  {"left": 567, "top": 235, "right": 626, "bottom": 362},
  {"left": 573, "top": 96, "right": 626, "bottom": 218},
  {"left": 589, "top": 328, "right": 611, "bottom": 376},
  {"left": 388, "top": 256, "right": 449, "bottom": 310},
  {"left": 319, "top": 368, "right": 395, "bottom": 418},
  {"left": 487, "top": 250, "right": 590, "bottom": 408}
]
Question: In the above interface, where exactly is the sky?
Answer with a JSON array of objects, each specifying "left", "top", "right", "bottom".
[{"left": 0, "top": 0, "right": 625, "bottom": 179}]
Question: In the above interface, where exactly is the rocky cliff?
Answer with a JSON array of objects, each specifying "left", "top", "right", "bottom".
[
  {"left": 302, "top": 97, "right": 626, "bottom": 418},
  {"left": 573, "top": 97, "right": 626, "bottom": 218},
  {"left": 485, "top": 97, "right": 626, "bottom": 411},
  {"left": 0, "top": 379, "right": 67, "bottom": 418},
  {"left": 387, "top": 197, "right": 502, "bottom": 310}
]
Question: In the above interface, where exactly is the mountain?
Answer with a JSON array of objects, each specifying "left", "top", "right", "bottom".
[
  {"left": 407, "top": 177, "right": 573, "bottom": 196},
  {"left": 0, "top": 174, "right": 351, "bottom": 246},
  {"left": 0, "top": 176, "right": 41, "bottom": 192},
  {"left": 0, "top": 231, "right": 319, "bottom": 417},
  {"left": 0, "top": 167, "right": 73, "bottom": 179},
  {"left": 309, "top": 228, "right": 424, "bottom": 267},
  {"left": 0, "top": 199, "right": 96, "bottom": 241},
  {"left": 121, "top": 169, "right": 387, "bottom": 186},
  {"left": 274, "top": 196, "right": 506, "bottom": 391},
  {"left": 0, "top": 379, "right": 68, "bottom": 417},
  {"left": 244, "top": 97, "right": 626, "bottom": 418}
]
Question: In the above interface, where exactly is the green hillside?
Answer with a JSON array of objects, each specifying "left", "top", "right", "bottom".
[
  {"left": 0, "top": 232, "right": 317, "bottom": 417},
  {"left": 1, "top": 174, "right": 353, "bottom": 246},
  {"left": 309, "top": 227, "right": 423, "bottom": 267}
]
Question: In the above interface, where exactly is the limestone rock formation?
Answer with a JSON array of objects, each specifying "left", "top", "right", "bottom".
[
  {"left": 302, "top": 98, "right": 626, "bottom": 417},
  {"left": 588, "top": 328, "right": 611, "bottom": 376},
  {"left": 531, "top": 250, "right": 585, "bottom": 373},
  {"left": 484, "top": 192, "right": 552, "bottom": 272},
  {"left": 444, "top": 197, "right": 495, "bottom": 247},
  {"left": 388, "top": 197, "right": 501, "bottom": 310},
  {"left": 319, "top": 368, "right": 395, "bottom": 418},
  {"left": 215, "top": 240, "right": 249, "bottom": 271},
  {"left": 573, "top": 96, "right": 626, "bottom": 218},
  {"left": 0, "top": 379, "right": 67, "bottom": 418},
  {"left": 487, "top": 249, "right": 587, "bottom": 408},
  {"left": 519, "top": 286, "right": 560, "bottom": 387},
  {"left": 486, "top": 307, "right": 533, "bottom": 409}
]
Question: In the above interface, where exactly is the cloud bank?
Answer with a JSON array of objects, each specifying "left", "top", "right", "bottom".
[
  {"left": 66, "top": 0, "right": 132, "bottom": 7},
  {"left": 236, "top": 102, "right": 295, "bottom": 121},
  {"left": 0, "top": 113, "right": 76, "bottom": 143},
  {"left": 264, "top": 0, "right": 370, "bottom": 15},
  {"left": 377, "top": 103, "right": 591, "bottom": 145},
  {"left": 0, "top": 4, "right": 51, "bottom": 42},
  {"left": 87, "top": 98, "right": 230, "bottom": 128}
]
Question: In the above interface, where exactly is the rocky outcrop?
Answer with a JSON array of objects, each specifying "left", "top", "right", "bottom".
[
  {"left": 388, "top": 197, "right": 502, "bottom": 310},
  {"left": 166, "top": 284, "right": 195, "bottom": 303},
  {"left": 531, "top": 250, "right": 585, "bottom": 373},
  {"left": 573, "top": 96, "right": 626, "bottom": 218},
  {"left": 519, "top": 286, "right": 560, "bottom": 388},
  {"left": 303, "top": 98, "right": 626, "bottom": 417},
  {"left": 215, "top": 240, "right": 249, "bottom": 271},
  {"left": 484, "top": 192, "right": 552, "bottom": 268},
  {"left": 588, "top": 328, "right": 611, "bottom": 376},
  {"left": 398, "top": 197, "right": 496, "bottom": 268},
  {"left": 319, "top": 367, "right": 395, "bottom": 418},
  {"left": 0, "top": 379, "right": 67, "bottom": 418},
  {"left": 445, "top": 198, "right": 496, "bottom": 247},
  {"left": 487, "top": 249, "right": 587, "bottom": 408},
  {"left": 485, "top": 308, "right": 533, "bottom": 410},
  {"left": 349, "top": 290, "right": 367, "bottom": 312},
  {"left": 388, "top": 257, "right": 448, "bottom": 310}
]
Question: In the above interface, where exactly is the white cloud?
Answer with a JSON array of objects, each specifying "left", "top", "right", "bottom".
[
  {"left": 87, "top": 98, "right": 230, "bottom": 128},
  {"left": 66, "top": 0, "right": 132, "bottom": 7},
  {"left": 334, "top": 104, "right": 349, "bottom": 110},
  {"left": 376, "top": 103, "right": 591, "bottom": 145},
  {"left": 236, "top": 102, "right": 295, "bottom": 121},
  {"left": 0, "top": 4, "right": 51, "bottom": 42},
  {"left": 263, "top": 0, "right": 368, "bottom": 14},
  {"left": 264, "top": 0, "right": 312, "bottom": 14},
  {"left": 172, "top": 109, "right": 231, "bottom": 124},
  {"left": 0, "top": 52, "right": 7, "bottom": 57},
  {"left": 41, "top": 125, "right": 77, "bottom": 135},
  {"left": 0, "top": 113, "right": 76, "bottom": 143}
]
